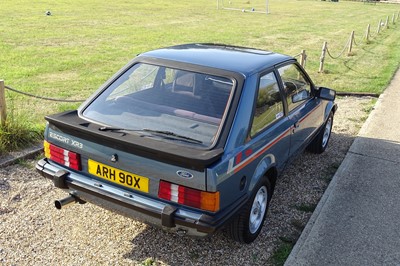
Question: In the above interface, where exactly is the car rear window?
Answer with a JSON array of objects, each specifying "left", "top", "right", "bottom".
[{"left": 81, "top": 63, "right": 235, "bottom": 148}]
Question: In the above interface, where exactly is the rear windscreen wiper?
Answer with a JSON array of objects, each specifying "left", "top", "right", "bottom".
[
  {"left": 142, "top": 129, "right": 203, "bottom": 144},
  {"left": 98, "top": 127, "right": 203, "bottom": 144},
  {"left": 99, "top": 126, "right": 127, "bottom": 132},
  {"left": 99, "top": 126, "right": 145, "bottom": 132}
]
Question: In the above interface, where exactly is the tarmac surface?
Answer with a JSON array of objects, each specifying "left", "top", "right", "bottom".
[{"left": 285, "top": 69, "right": 400, "bottom": 265}]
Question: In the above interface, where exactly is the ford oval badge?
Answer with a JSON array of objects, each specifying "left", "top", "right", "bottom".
[{"left": 176, "top": 170, "right": 193, "bottom": 179}]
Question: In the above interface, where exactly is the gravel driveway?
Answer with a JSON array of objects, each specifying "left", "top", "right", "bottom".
[{"left": 0, "top": 96, "right": 375, "bottom": 266}]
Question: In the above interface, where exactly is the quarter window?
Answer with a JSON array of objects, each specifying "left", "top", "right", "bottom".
[
  {"left": 278, "top": 64, "right": 311, "bottom": 112},
  {"left": 251, "top": 72, "right": 284, "bottom": 136}
]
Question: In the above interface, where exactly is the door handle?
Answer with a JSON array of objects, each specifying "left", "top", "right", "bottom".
[{"left": 292, "top": 121, "right": 300, "bottom": 133}]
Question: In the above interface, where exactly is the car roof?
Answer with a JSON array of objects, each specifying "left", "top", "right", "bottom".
[{"left": 139, "top": 43, "right": 294, "bottom": 76}]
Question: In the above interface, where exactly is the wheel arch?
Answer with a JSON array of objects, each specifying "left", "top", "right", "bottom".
[
  {"left": 248, "top": 154, "right": 278, "bottom": 195},
  {"left": 324, "top": 101, "right": 337, "bottom": 121}
]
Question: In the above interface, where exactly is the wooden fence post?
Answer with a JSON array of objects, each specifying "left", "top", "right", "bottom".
[
  {"left": 0, "top": 80, "right": 7, "bottom": 126},
  {"left": 299, "top": 49, "right": 306, "bottom": 68},
  {"left": 386, "top": 16, "right": 389, "bottom": 29},
  {"left": 393, "top": 13, "right": 396, "bottom": 25},
  {"left": 319, "top": 42, "right": 327, "bottom": 73},
  {"left": 366, "top": 24, "right": 370, "bottom": 43},
  {"left": 377, "top": 19, "right": 382, "bottom": 34},
  {"left": 348, "top": 31, "right": 355, "bottom": 55}
]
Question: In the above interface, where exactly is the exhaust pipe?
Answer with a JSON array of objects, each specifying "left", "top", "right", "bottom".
[{"left": 55, "top": 195, "right": 79, "bottom": 209}]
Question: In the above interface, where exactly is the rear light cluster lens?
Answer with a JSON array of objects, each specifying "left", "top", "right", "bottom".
[
  {"left": 44, "top": 140, "right": 82, "bottom": 171},
  {"left": 158, "top": 180, "right": 220, "bottom": 212}
]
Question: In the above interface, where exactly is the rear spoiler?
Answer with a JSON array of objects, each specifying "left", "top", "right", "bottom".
[{"left": 45, "top": 111, "right": 224, "bottom": 172}]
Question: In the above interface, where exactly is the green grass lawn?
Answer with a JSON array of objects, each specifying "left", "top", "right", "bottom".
[{"left": 0, "top": 0, "right": 400, "bottom": 129}]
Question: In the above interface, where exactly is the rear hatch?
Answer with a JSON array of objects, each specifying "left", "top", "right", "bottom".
[{"left": 43, "top": 60, "right": 237, "bottom": 212}]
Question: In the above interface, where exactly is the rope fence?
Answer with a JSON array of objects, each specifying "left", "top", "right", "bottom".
[
  {"left": 0, "top": 80, "right": 84, "bottom": 126},
  {"left": 318, "top": 12, "right": 399, "bottom": 73},
  {"left": 326, "top": 36, "right": 351, "bottom": 60},
  {"left": 294, "top": 11, "right": 399, "bottom": 73},
  {"left": 292, "top": 49, "right": 307, "bottom": 68},
  {"left": 4, "top": 85, "right": 84, "bottom": 103}
]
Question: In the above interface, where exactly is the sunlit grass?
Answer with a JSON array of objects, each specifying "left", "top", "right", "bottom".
[
  {"left": 0, "top": 0, "right": 399, "bottom": 127},
  {"left": 0, "top": 115, "right": 42, "bottom": 154}
]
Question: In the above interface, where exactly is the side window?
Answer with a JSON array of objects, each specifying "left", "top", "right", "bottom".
[
  {"left": 278, "top": 64, "right": 311, "bottom": 112},
  {"left": 250, "top": 72, "right": 284, "bottom": 137}
]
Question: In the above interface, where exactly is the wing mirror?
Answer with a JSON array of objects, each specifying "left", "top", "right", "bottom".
[{"left": 316, "top": 87, "right": 336, "bottom": 101}]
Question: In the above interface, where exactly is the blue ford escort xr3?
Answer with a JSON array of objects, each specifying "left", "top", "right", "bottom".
[{"left": 36, "top": 44, "right": 337, "bottom": 243}]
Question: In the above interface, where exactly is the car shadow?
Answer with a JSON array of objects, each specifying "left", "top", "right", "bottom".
[
  {"left": 124, "top": 225, "right": 257, "bottom": 264},
  {"left": 122, "top": 131, "right": 360, "bottom": 265}
]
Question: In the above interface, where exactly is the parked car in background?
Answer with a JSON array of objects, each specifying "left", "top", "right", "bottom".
[{"left": 36, "top": 43, "right": 337, "bottom": 243}]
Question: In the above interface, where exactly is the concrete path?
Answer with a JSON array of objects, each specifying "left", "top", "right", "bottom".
[{"left": 285, "top": 69, "right": 400, "bottom": 266}]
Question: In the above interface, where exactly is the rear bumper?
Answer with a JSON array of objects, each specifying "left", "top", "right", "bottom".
[{"left": 36, "top": 158, "right": 247, "bottom": 237}]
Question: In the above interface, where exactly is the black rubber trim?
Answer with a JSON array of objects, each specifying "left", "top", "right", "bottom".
[
  {"left": 53, "top": 170, "right": 69, "bottom": 189},
  {"left": 161, "top": 205, "right": 178, "bottom": 228}
]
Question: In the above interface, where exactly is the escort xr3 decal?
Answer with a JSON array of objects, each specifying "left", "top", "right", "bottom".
[{"left": 49, "top": 131, "right": 83, "bottom": 149}]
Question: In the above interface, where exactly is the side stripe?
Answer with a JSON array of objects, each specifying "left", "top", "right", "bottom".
[
  {"left": 231, "top": 128, "right": 291, "bottom": 174},
  {"left": 227, "top": 102, "right": 321, "bottom": 174}
]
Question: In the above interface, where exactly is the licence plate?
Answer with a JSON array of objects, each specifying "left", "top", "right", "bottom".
[{"left": 88, "top": 159, "right": 149, "bottom": 193}]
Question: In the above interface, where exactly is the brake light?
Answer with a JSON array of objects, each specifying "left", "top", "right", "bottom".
[
  {"left": 158, "top": 180, "right": 220, "bottom": 212},
  {"left": 44, "top": 140, "right": 81, "bottom": 171}
]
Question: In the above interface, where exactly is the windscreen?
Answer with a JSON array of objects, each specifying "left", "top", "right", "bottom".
[{"left": 82, "top": 63, "right": 235, "bottom": 148}]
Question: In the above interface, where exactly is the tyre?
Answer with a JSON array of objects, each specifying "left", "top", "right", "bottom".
[
  {"left": 307, "top": 112, "right": 334, "bottom": 154},
  {"left": 227, "top": 177, "right": 272, "bottom": 244}
]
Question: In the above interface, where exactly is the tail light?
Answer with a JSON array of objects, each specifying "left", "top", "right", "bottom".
[
  {"left": 158, "top": 180, "right": 220, "bottom": 212},
  {"left": 44, "top": 140, "right": 82, "bottom": 171}
]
